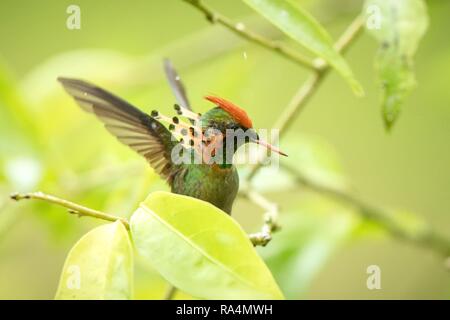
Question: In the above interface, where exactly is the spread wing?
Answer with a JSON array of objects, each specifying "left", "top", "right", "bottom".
[{"left": 58, "top": 77, "right": 179, "bottom": 180}]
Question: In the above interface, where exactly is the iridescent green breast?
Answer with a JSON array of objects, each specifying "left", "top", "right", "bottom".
[{"left": 171, "top": 164, "right": 239, "bottom": 214}]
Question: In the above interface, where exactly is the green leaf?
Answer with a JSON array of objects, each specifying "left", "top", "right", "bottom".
[
  {"left": 364, "top": 0, "right": 428, "bottom": 129},
  {"left": 130, "top": 191, "right": 284, "bottom": 300},
  {"left": 243, "top": 0, "right": 363, "bottom": 95},
  {"left": 55, "top": 221, "right": 133, "bottom": 300}
]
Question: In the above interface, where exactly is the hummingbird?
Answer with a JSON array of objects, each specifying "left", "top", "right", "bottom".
[{"left": 58, "top": 60, "right": 286, "bottom": 214}]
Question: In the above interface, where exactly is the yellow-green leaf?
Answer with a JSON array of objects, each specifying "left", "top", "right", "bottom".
[
  {"left": 55, "top": 221, "right": 133, "bottom": 300},
  {"left": 364, "top": 0, "right": 428, "bottom": 129},
  {"left": 243, "top": 0, "right": 363, "bottom": 95},
  {"left": 130, "top": 191, "right": 284, "bottom": 300}
]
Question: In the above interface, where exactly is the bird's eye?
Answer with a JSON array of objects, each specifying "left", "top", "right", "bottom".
[{"left": 244, "top": 129, "right": 258, "bottom": 143}]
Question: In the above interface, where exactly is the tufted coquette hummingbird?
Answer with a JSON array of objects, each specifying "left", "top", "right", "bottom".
[{"left": 58, "top": 61, "right": 287, "bottom": 214}]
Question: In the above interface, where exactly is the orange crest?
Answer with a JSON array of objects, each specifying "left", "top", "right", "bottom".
[{"left": 204, "top": 95, "right": 253, "bottom": 129}]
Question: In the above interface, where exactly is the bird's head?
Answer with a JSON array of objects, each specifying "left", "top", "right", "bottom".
[{"left": 200, "top": 95, "right": 287, "bottom": 157}]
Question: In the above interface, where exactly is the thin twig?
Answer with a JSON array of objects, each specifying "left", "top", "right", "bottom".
[
  {"left": 334, "top": 15, "right": 365, "bottom": 53},
  {"left": 246, "top": 15, "right": 365, "bottom": 181},
  {"left": 241, "top": 188, "right": 280, "bottom": 247},
  {"left": 10, "top": 191, "right": 130, "bottom": 230},
  {"left": 182, "top": 0, "right": 316, "bottom": 70}
]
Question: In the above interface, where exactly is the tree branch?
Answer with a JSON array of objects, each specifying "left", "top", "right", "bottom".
[
  {"left": 281, "top": 163, "right": 450, "bottom": 258},
  {"left": 241, "top": 188, "right": 280, "bottom": 247},
  {"left": 246, "top": 15, "right": 365, "bottom": 181},
  {"left": 235, "top": 11, "right": 450, "bottom": 261},
  {"left": 236, "top": 16, "right": 364, "bottom": 246},
  {"left": 10, "top": 191, "right": 130, "bottom": 230},
  {"left": 182, "top": 0, "right": 316, "bottom": 70}
]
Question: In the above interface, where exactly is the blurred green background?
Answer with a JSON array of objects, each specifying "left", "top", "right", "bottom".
[{"left": 1, "top": 0, "right": 449, "bottom": 299}]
